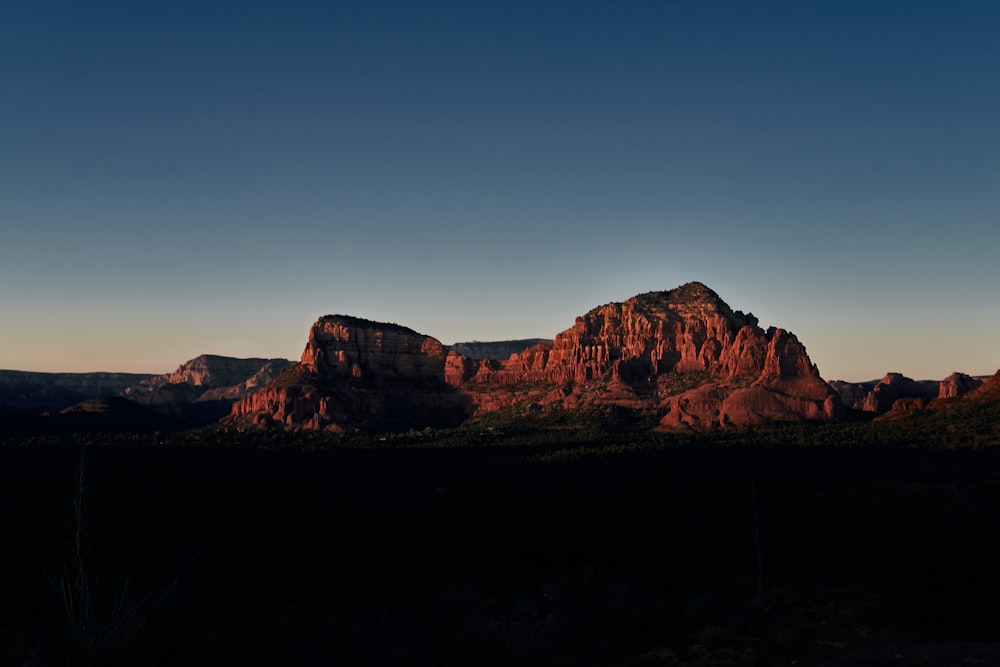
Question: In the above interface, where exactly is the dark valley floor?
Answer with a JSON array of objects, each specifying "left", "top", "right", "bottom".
[{"left": 3, "top": 441, "right": 1000, "bottom": 666}]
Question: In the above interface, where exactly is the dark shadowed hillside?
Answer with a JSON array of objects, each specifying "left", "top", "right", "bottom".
[{"left": 3, "top": 438, "right": 1000, "bottom": 666}]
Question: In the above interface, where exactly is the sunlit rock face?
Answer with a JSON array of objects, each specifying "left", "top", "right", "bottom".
[
  {"left": 444, "top": 282, "right": 841, "bottom": 428},
  {"left": 234, "top": 282, "right": 844, "bottom": 432},
  {"left": 830, "top": 371, "right": 985, "bottom": 416},
  {"left": 117, "top": 354, "right": 294, "bottom": 425},
  {"left": 300, "top": 316, "right": 448, "bottom": 381},
  {"left": 937, "top": 372, "right": 983, "bottom": 400},
  {"left": 876, "top": 369, "right": 1000, "bottom": 421},
  {"left": 123, "top": 355, "right": 293, "bottom": 404},
  {"left": 232, "top": 317, "right": 470, "bottom": 432}
]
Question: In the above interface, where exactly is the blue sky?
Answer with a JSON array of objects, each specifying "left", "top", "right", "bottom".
[{"left": 2, "top": 1, "right": 998, "bottom": 381}]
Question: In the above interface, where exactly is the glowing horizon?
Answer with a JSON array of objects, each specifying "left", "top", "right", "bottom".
[{"left": 2, "top": 1, "right": 998, "bottom": 383}]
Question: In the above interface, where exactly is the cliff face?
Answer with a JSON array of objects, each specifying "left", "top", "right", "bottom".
[
  {"left": 937, "top": 372, "right": 984, "bottom": 400},
  {"left": 873, "top": 369, "right": 1000, "bottom": 423},
  {"left": 830, "top": 372, "right": 985, "bottom": 416},
  {"left": 123, "top": 355, "right": 292, "bottom": 404},
  {"left": 449, "top": 339, "right": 551, "bottom": 361},
  {"left": 232, "top": 317, "right": 471, "bottom": 431},
  {"left": 118, "top": 355, "right": 293, "bottom": 425},
  {"left": 235, "top": 283, "right": 842, "bottom": 431},
  {"left": 444, "top": 282, "right": 839, "bottom": 428}
]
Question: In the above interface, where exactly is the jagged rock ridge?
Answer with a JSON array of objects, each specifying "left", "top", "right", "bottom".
[
  {"left": 121, "top": 354, "right": 294, "bottom": 425},
  {"left": 445, "top": 282, "right": 839, "bottom": 428},
  {"left": 233, "top": 317, "right": 471, "bottom": 431},
  {"left": 829, "top": 372, "right": 987, "bottom": 417},
  {"left": 233, "top": 282, "right": 842, "bottom": 431},
  {"left": 449, "top": 339, "right": 550, "bottom": 361},
  {"left": 123, "top": 354, "right": 293, "bottom": 404}
]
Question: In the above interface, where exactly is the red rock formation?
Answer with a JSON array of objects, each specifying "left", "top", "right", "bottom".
[
  {"left": 940, "top": 369, "right": 1000, "bottom": 404},
  {"left": 442, "top": 283, "right": 840, "bottom": 428},
  {"left": 937, "top": 372, "right": 984, "bottom": 399},
  {"left": 123, "top": 355, "right": 293, "bottom": 404},
  {"left": 873, "top": 397, "right": 930, "bottom": 421},
  {"left": 919, "top": 370, "right": 1000, "bottom": 419},
  {"left": 830, "top": 371, "right": 986, "bottom": 416},
  {"left": 232, "top": 316, "right": 470, "bottom": 431},
  {"left": 860, "top": 373, "right": 938, "bottom": 413},
  {"left": 234, "top": 283, "right": 843, "bottom": 431}
]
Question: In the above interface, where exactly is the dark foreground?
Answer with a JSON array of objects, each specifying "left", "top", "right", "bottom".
[{"left": 3, "top": 439, "right": 1000, "bottom": 666}]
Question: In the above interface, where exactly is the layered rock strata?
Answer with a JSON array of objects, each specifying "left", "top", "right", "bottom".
[
  {"left": 444, "top": 283, "right": 840, "bottom": 428},
  {"left": 830, "top": 372, "right": 985, "bottom": 416},
  {"left": 450, "top": 339, "right": 551, "bottom": 361},
  {"left": 234, "top": 283, "right": 843, "bottom": 431},
  {"left": 123, "top": 355, "right": 293, "bottom": 404},
  {"left": 232, "top": 317, "right": 471, "bottom": 431},
  {"left": 119, "top": 354, "right": 293, "bottom": 424}
]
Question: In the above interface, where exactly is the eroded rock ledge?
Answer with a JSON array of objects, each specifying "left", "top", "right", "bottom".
[{"left": 232, "top": 282, "right": 843, "bottom": 431}]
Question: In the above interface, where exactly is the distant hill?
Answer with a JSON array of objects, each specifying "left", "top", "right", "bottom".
[
  {"left": 0, "top": 396, "right": 186, "bottom": 437},
  {"left": 120, "top": 354, "right": 294, "bottom": 426},
  {"left": 449, "top": 339, "right": 550, "bottom": 361},
  {"left": 0, "top": 370, "right": 155, "bottom": 412},
  {"left": 0, "top": 355, "right": 292, "bottom": 435},
  {"left": 828, "top": 372, "right": 988, "bottom": 417}
]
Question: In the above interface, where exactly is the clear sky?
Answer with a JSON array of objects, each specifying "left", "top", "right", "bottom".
[{"left": 2, "top": 1, "right": 998, "bottom": 381}]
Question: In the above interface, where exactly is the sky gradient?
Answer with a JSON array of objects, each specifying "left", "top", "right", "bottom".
[{"left": 2, "top": 1, "right": 998, "bottom": 382}]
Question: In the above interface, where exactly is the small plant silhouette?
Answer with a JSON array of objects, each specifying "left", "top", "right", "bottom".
[{"left": 49, "top": 446, "right": 173, "bottom": 666}]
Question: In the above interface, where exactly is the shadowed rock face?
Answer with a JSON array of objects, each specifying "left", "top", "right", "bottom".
[
  {"left": 449, "top": 339, "right": 550, "bottom": 361},
  {"left": 937, "top": 372, "right": 984, "bottom": 399},
  {"left": 0, "top": 370, "right": 155, "bottom": 412},
  {"left": 873, "top": 368, "right": 1000, "bottom": 422},
  {"left": 234, "top": 283, "right": 843, "bottom": 432},
  {"left": 120, "top": 355, "right": 294, "bottom": 425},
  {"left": 232, "top": 317, "right": 471, "bottom": 432},
  {"left": 123, "top": 355, "right": 293, "bottom": 404},
  {"left": 830, "top": 372, "right": 986, "bottom": 417},
  {"left": 446, "top": 282, "right": 841, "bottom": 428}
]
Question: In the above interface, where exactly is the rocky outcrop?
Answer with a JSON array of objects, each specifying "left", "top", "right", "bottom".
[
  {"left": 830, "top": 371, "right": 986, "bottom": 416},
  {"left": 910, "top": 369, "right": 1000, "bottom": 425},
  {"left": 123, "top": 355, "right": 292, "bottom": 403},
  {"left": 232, "top": 317, "right": 471, "bottom": 431},
  {"left": 863, "top": 374, "right": 939, "bottom": 414},
  {"left": 937, "top": 372, "right": 983, "bottom": 399},
  {"left": 443, "top": 283, "right": 840, "bottom": 428},
  {"left": 449, "top": 339, "right": 550, "bottom": 361},
  {"left": 235, "top": 283, "right": 842, "bottom": 431},
  {"left": 934, "top": 369, "right": 1000, "bottom": 406},
  {"left": 828, "top": 380, "right": 877, "bottom": 412},
  {"left": 120, "top": 354, "right": 293, "bottom": 425},
  {"left": 873, "top": 397, "right": 931, "bottom": 421}
]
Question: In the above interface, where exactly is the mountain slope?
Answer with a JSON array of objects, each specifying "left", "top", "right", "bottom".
[
  {"left": 122, "top": 354, "right": 293, "bottom": 425},
  {"left": 0, "top": 370, "right": 156, "bottom": 412},
  {"left": 234, "top": 282, "right": 841, "bottom": 432}
]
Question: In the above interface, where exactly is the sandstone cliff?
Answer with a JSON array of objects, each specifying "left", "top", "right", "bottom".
[
  {"left": 120, "top": 354, "right": 293, "bottom": 424},
  {"left": 123, "top": 355, "right": 292, "bottom": 404},
  {"left": 875, "top": 369, "right": 1000, "bottom": 426},
  {"left": 232, "top": 317, "right": 471, "bottom": 431},
  {"left": 830, "top": 372, "right": 985, "bottom": 416},
  {"left": 444, "top": 282, "right": 840, "bottom": 428},
  {"left": 449, "top": 339, "right": 550, "bottom": 361},
  {"left": 937, "top": 372, "right": 984, "bottom": 399},
  {"left": 234, "top": 283, "right": 842, "bottom": 431}
]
